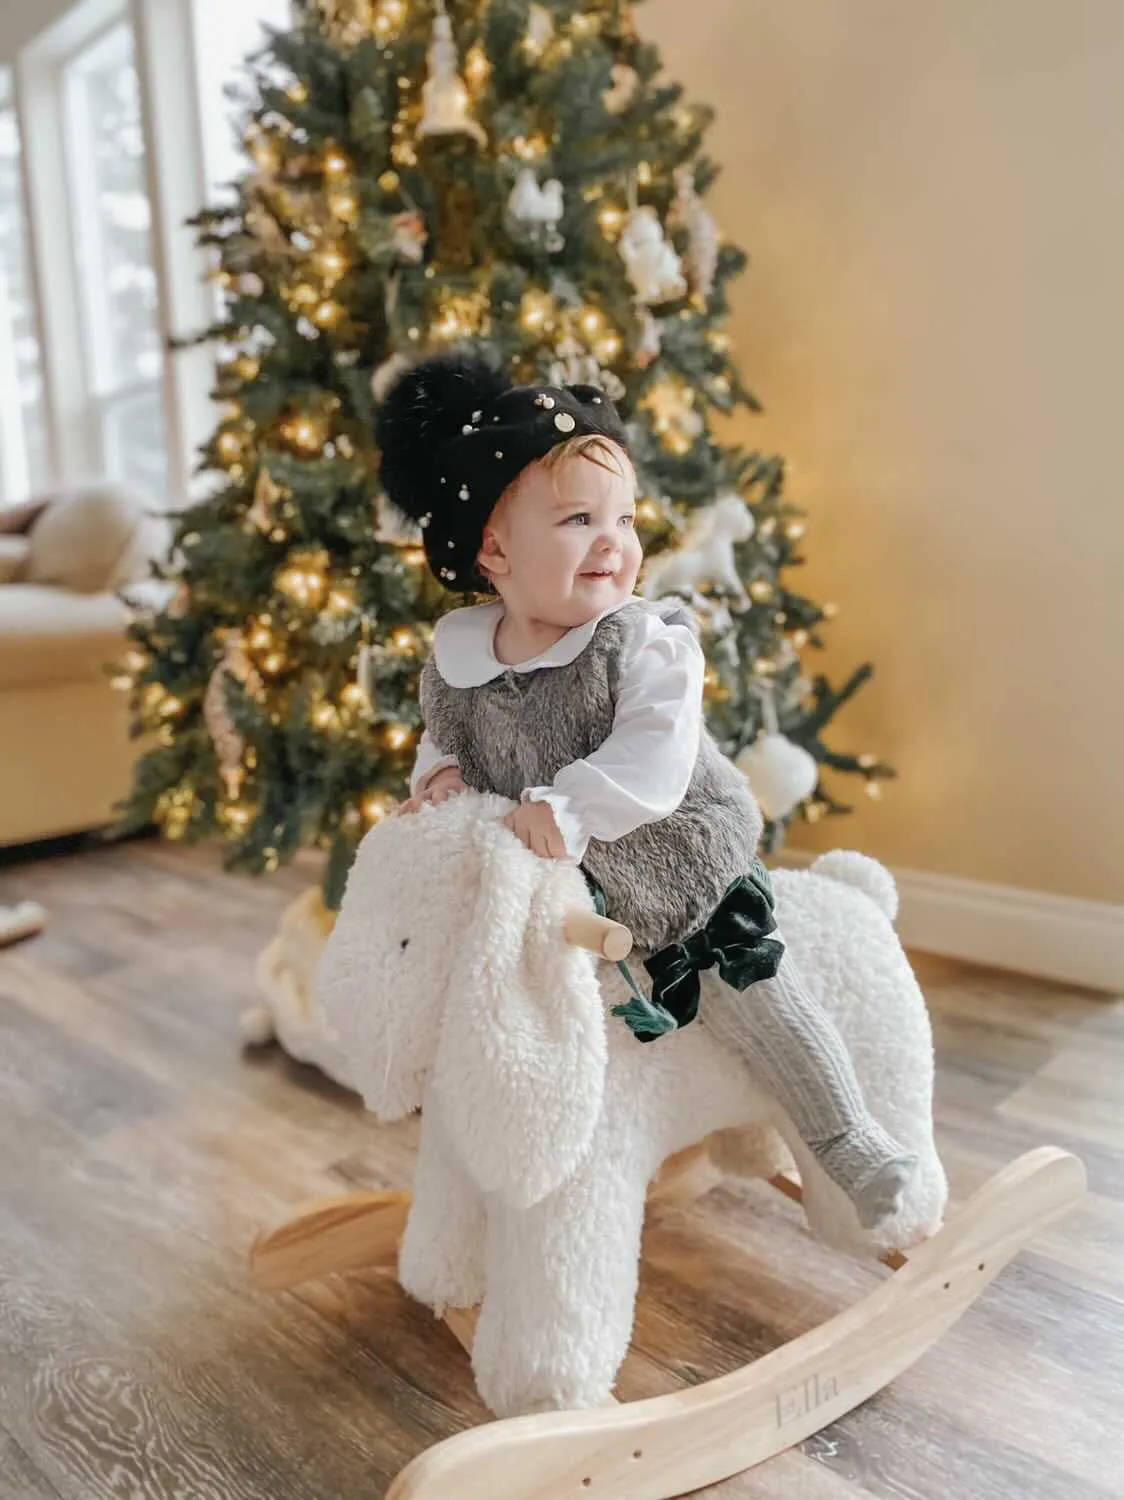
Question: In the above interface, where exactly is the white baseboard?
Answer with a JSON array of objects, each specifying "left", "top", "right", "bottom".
[{"left": 776, "top": 851, "right": 1124, "bottom": 995}]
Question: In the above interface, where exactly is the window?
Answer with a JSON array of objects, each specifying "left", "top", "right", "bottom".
[
  {"left": 61, "top": 21, "right": 166, "bottom": 501},
  {"left": 0, "top": 79, "right": 48, "bottom": 506},
  {"left": 192, "top": 0, "right": 293, "bottom": 203}
]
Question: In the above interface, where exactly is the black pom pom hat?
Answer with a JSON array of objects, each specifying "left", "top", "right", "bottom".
[{"left": 375, "top": 347, "right": 630, "bottom": 593}]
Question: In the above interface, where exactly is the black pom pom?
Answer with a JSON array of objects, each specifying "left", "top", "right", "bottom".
[{"left": 375, "top": 348, "right": 511, "bottom": 523}]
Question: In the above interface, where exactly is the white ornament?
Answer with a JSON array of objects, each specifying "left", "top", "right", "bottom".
[
  {"left": 547, "top": 335, "right": 625, "bottom": 400},
  {"left": 419, "top": 1, "right": 487, "bottom": 146},
  {"left": 735, "top": 733, "right": 820, "bottom": 821},
  {"left": 619, "top": 206, "right": 687, "bottom": 305},
  {"left": 635, "top": 311, "right": 661, "bottom": 368},
  {"left": 391, "top": 210, "right": 428, "bottom": 263},
  {"left": 672, "top": 166, "right": 719, "bottom": 301},
  {"left": 641, "top": 494, "right": 755, "bottom": 610},
  {"left": 508, "top": 168, "right": 565, "bottom": 251},
  {"left": 526, "top": 4, "right": 554, "bottom": 53},
  {"left": 604, "top": 63, "right": 639, "bottom": 115}
]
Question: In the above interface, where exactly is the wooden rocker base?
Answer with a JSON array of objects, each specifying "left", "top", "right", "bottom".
[{"left": 251, "top": 1146, "right": 1085, "bottom": 1500}]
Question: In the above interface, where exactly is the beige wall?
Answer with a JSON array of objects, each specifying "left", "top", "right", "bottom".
[{"left": 644, "top": 0, "right": 1123, "bottom": 903}]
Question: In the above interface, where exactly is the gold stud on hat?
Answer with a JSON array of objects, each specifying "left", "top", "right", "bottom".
[{"left": 554, "top": 411, "right": 576, "bottom": 433}]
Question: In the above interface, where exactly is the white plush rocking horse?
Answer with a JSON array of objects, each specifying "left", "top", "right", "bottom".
[{"left": 250, "top": 791, "right": 1085, "bottom": 1500}]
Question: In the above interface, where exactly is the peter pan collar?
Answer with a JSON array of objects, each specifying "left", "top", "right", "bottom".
[{"left": 433, "top": 597, "right": 636, "bottom": 688}]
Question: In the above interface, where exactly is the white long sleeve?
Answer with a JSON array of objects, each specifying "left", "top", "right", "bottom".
[
  {"left": 521, "top": 619, "right": 704, "bottom": 861},
  {"left": 409, "top": 728, "right": 460, "bottom": 796}
]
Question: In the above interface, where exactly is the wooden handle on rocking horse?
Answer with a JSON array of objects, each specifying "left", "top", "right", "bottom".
[{"left": 563, "top": 908, "right": 633, "bottom": 961}]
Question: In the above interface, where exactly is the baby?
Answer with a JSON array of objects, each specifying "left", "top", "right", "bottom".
[{"left": 377, "top": 348, "right": 917, "bottom": 1231}]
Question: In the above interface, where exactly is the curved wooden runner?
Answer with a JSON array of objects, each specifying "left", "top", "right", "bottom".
[{"left": 382, "top": 1148, "right": 1083, "bottom": 1500}]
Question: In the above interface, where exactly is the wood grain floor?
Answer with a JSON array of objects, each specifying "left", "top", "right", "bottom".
[{"left": 0, "top": 835, "right": 1120, "bottom": 1500}]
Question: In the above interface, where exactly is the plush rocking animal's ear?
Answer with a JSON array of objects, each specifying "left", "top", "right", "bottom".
[{"left": 431, "top": 822, "right": 607, "bottom": 1209}]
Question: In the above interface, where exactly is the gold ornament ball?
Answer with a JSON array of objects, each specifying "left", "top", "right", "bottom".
[
  {"left": 378, "top": 170, "right": 400, "bottom": 192},
  {"left": 328, "top": 189, "right": 359, "bottom": 223}
]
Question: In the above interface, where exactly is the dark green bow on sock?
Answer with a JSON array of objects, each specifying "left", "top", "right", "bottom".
[{"left": 582, "top": 859, "right": 785, "bottom": 1043}]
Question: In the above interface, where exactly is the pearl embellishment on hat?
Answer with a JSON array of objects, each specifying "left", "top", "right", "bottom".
[
  {"left": 495, "top": 450, "right": 503, "bottom": 459},
  {"left": 554, "top": 411, "right": 576, "bottom": 433},
  {"left": 447, "top": 540, "right": 455, "bottom": 549},
  {"left": 534, "top": 393, "right": 556, "bottom": 409},
  {"left": 440, "top": 475, "right": 447, "bottom": 484},
  {"left": 471, "top": 410, "right": 482, "bottom": 422},
  {"left": 420, "top": 514, "right": 430, "bottom": 527},
  {"left": 462, "top": 423, "right": 473, "bottom": 434},
  {"left": 459, "top": 484, "right": 469, "bottom": 499}
]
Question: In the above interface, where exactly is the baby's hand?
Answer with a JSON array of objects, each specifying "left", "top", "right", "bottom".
[
  {"left": 397, "top": 766, "right": 467, "bottom": 816},
  {"left": 504, "top": 800, "right": 570, "bottom": 860}
]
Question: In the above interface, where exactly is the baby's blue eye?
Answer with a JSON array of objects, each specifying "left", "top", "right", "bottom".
[
  {"left": 620, "top": 514, "right": 636, "bottom": 527},
  {"left": 563, "top": 513, "right": 591, "bottom": 526}
]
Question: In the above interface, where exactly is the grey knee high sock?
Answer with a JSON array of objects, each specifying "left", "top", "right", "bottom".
[{"left": 702, "top": 938, "right": 917, "bottom": 1229}]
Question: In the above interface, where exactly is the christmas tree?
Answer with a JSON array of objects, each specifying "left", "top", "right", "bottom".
[{"left": 117, "top": 0, "right": 892, "bottom": 907}]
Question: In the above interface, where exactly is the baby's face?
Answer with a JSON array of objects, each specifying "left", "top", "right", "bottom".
[{"left": 478, "top": 446, "right": 643, "bottom": 626}]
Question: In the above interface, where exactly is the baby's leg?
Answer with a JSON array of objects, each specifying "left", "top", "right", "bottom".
[{"left": 703, "top": 937, "right": 917, "bottom": 1229}]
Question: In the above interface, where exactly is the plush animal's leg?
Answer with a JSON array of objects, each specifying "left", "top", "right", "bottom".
[
  {"left": 704, "top": 940, "right": 917, "bottom": 1230},
  {"left": 471, "top": 1152, "right": 648, "bottom": 1418},
  {"left": 398, "top": 1106, "right": 486, "bottom": 1315}
]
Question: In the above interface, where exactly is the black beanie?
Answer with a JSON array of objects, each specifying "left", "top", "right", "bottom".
[{"left": 375, "top": 346, "right": 630, "bottom": 593}]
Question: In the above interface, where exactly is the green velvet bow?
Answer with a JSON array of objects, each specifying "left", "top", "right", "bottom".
[{"left": 583, "top": 859, "right": 785, "bottom": 1044}]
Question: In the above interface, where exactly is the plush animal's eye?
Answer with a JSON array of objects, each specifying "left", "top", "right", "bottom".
[{"left": 399, "top": 937, "right": 410, "bottom": 950}]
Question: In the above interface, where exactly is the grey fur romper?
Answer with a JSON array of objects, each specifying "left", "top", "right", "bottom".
[{"left": 419, "top": 599, "right": 761, "bottom": 951}]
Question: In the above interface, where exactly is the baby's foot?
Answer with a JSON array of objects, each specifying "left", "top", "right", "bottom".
[{"left": 811, "top": 1122, "right": 919, "bottom": 1230}]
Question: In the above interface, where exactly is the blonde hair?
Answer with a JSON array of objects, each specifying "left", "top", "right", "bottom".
[{"left": 538, "top": 433, "right": 631, "bottom": 482}]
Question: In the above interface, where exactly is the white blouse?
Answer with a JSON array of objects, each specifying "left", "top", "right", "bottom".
[{"left": 409, "top": 597, "right": 705, "bottom": 861}]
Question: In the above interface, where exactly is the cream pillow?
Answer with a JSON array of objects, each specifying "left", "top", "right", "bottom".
[
  {"left": 24, "top": 483, "right": 147, "bottom": 594},
  {"left": 0, "top": 535, "right": 30, "bottom": 584}
]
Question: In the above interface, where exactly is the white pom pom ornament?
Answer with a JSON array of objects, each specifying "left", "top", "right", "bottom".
[{"left": 735, "top": 733, "right": 820, "bottom": 820}]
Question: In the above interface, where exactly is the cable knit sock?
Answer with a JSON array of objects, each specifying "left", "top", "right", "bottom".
[
  {"left": 808, "top": 1121, "right": 918, "bottom": 1229},
  {"left": 701, "top": 938, "right": 918, "bottom": 1230}
]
